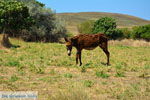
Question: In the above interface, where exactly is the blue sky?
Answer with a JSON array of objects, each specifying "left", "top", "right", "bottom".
[{"left": 37, "top": 0, "right": 150, "bottom": 20}]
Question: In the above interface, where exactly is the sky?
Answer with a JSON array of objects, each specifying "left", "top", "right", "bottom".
[{"left": 37, "top": 0, "right": 150, "bottom": 20}]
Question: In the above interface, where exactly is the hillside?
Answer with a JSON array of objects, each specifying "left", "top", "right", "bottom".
[{"left": 57, "top": 12, "right": 150, "bottom": 34}]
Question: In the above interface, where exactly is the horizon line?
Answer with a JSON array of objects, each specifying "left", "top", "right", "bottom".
[{"left": 55, "top": 11, "right": 150, "bottom": 21}]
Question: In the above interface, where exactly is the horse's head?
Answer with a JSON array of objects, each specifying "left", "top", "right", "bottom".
[{"left": 64, "top": 37, "right": 72, "bottom": 56}]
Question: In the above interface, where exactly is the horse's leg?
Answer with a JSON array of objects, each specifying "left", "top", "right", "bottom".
[
  {"left": 76, "top": 52, "right": 79, "bottom": 65},
  {"left": 78, "top": 50, "right": 82, "bottom": 66},
  {"left": 99, "top": 42, "right": 110, "bottom": 65},
  {"left": 103, "top": 48, "right": 110, "bottom": 65}
]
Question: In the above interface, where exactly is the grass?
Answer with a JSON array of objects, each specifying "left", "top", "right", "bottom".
[
  {"left": 115, "top": 71, "right": 125, "bottom": 77},
  {"left": 95, "top": 71, "right": 110, "bottom": 78},
  {"left": 9, "top": 75, "right": 19, "bottom": 82},
  {"left": 84, "top": 80, "right": 94, "bottom": 87},
  {"left": 64, "top": 73, "right": 73, "bottom": 78},
  {"left": 0, "top": 36, "right": 150, "bottom": 100}
]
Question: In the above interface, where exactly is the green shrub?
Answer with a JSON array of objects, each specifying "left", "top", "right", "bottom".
[
  {"left": 107, "top": 29, "right": 124, "bottom": 39},
  {"left": 6, "top": 0, "right": 67, "bottom": 42},
  {"left": 77, "top": 20, "right": 94, "bottom": 34},
  {"left": 131, "top": 24, "right": 150, "bottom": 41},
  {"left": 120, "top": 28, "right": 131, "bottom": 38},
  {"left": 92, "top": 17, "right": 117, "bottom": 34}
]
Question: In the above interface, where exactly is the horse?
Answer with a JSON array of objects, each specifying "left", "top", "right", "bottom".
[{"left": 64, "top": 33, "right": 110, "bottom": 66}]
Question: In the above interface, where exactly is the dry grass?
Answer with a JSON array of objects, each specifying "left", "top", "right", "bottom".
[
  {"left": 0, "top": 35, "right": 150, "bottom": 100},
  {"left": 109, "top": 39, "right": 150, "bottom": 47}
]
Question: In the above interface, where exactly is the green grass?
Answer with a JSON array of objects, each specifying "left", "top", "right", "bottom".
[
  {"left": 115, "top": 70, "right": 125, "bottom": 77},
  {"left": 95, "top": 71, "right": 110, "bottom": 78},
  {"left": 0, "top": 37, "right": 150, "bottom": 100},
  {"left": 64, "top": 73, "right": 73, "bottom": 78},
  {"left": 9, "top": 75, "right": 19, "bottom": 82},
  {"left": 84, "top": 80, "right": 94, "bottom": 87}
]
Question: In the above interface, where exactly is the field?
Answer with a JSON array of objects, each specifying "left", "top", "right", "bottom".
[{"left": 0, "top": 36, "right": 150, "bottom": 100}]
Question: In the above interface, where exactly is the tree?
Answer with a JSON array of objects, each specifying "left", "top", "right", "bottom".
[
  {"left": 14, "top": 0, "right": 67, "bottom": 42},
  {"left": 0, "top": 0, "right": 33, "bottom": 47},
  {"left": 77, "top": 20, "right": 94, "bottom": 34},
  {"left": 92, "top": 17, "right": 117, "bottom": 34}
]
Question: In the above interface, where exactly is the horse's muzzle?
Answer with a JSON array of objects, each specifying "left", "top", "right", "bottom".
[
  {"left": 67, "top": 50, "right": 71, "bottom": 56},
  {"left": 68, "top": 53, "right": 71, "bottom": 56}
]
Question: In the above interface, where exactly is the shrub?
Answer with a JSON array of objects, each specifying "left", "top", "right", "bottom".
[
  {"left": 77, "top": 20, "right": 94, "bottom": 34},
  {"left": 107, "top": 29, "right": 124, "bottom": 40},
  {"left": 7, "top": 0, "right": 67, "bottom": 42},
  {"left": 131, "top": 24, "right": 150, "bottom": 41},
  {"left": 92, "top": 17, "right": 117, "bottom": 34},
  {"left": 120, "top": 28, "right": 131, "bottom": 38}
]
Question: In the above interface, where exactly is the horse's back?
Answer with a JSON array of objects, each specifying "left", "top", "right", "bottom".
[
  {"left": 77, "top": 33, "right": 107, "bottom": 42},
  {"left": 74, "top": 33, "right": 107, "bottom": 49}
]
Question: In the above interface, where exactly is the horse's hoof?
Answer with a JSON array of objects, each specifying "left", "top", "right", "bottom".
[{"left": 106, "top": 63, "right": 110, "bottom": 66}]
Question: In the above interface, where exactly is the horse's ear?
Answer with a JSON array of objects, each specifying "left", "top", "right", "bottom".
[{"left": 64, "top": 37, "right": 69, "bottom": 42}]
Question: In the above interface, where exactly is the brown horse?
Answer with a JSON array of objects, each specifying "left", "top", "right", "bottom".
[{"left": 64, "top": 33, "right": 110, "bottom": 66}]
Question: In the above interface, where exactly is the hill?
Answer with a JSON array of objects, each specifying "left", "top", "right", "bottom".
[{"left": 57, "top": 12, "right": 150, "bottom": 34}]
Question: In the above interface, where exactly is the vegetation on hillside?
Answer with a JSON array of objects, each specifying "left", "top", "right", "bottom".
[
  {"left": 57, "top": 12, "right": 150, "bottom": 26},
  {"left": 57, "top": 12, "right": 150, "bottom": 33},
  {"left": 78, "top": 17, "right": 150, "bottom": 40}
]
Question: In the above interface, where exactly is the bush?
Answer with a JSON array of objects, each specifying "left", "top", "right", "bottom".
[
  {"left": 77, "top": 20, "right": 94, "bottom": 34},
  {"left": 120, "top": 28, "right": 131, "bottom": 39},
  {"left": 92, "top": 17, "right": 117, "bottom": 34},
  {"left": 106, "top": 29, "right": 124, "bottom": 40},
  {"left": 6, "top": 0, "right": 67, "bottom": 42},
  {"left": 131, "top": 24, "right": 150, "bottom": 41}
]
